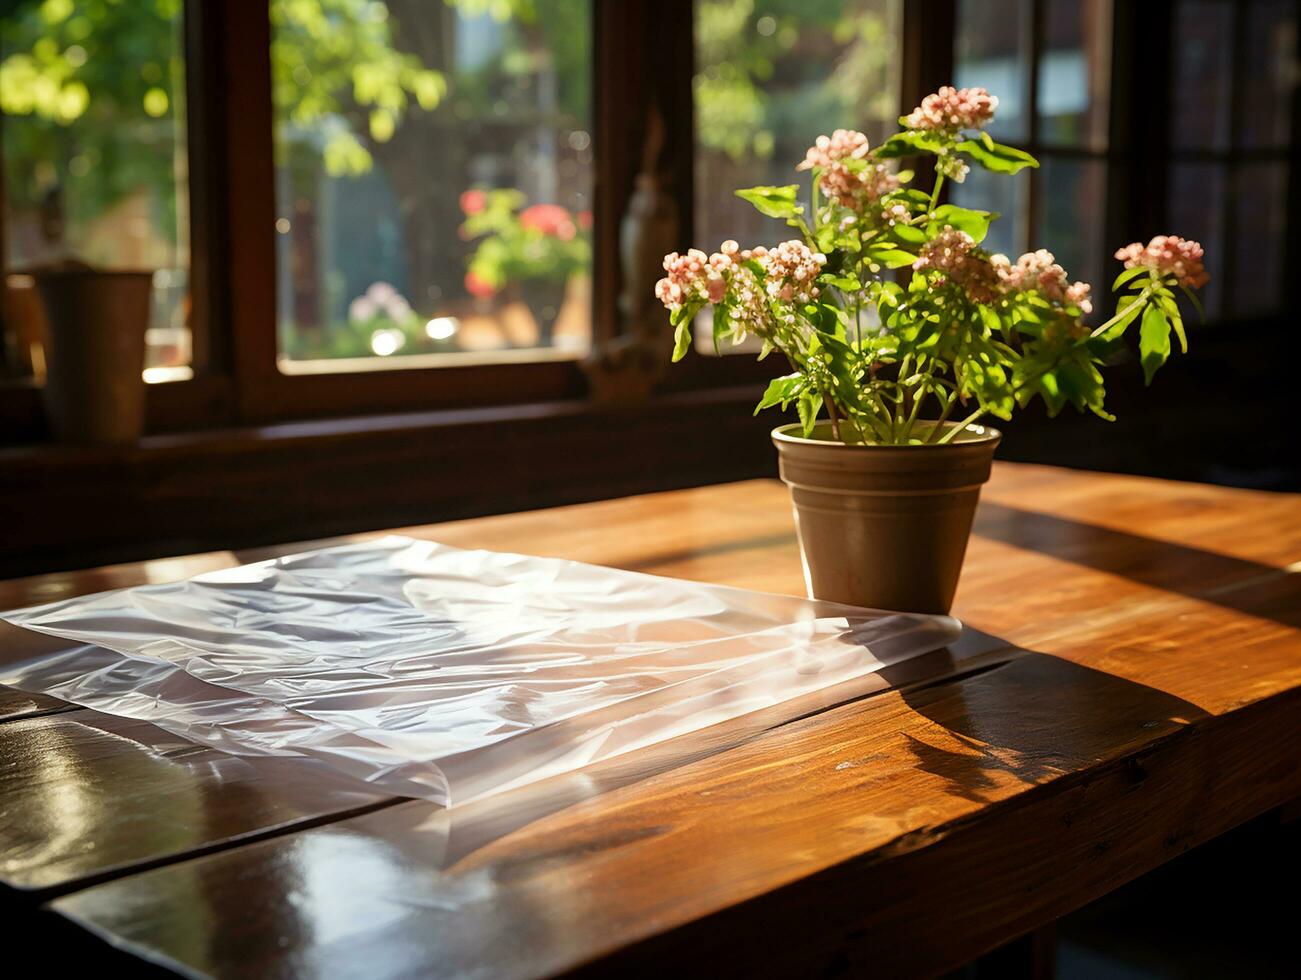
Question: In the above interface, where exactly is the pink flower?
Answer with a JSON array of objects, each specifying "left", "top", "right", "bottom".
[
  {"left": 520, "top": 203, "right": 575, "bottom": 238},
  {"left": 761, "top": 239, "right": 827, "bottom": 304},
  {"left": 905, "top": 86, "right": 998, "bottom": 133},
  {"left": 576, "top": 209, "right": 593, "bottom": 230},
  {"left": 797, "top": 129, "right": 901, "bottom": 209},
  {"left": 913, "top": 227, "right": 999, "bottom": 304},
  {"left": 992, "top": 249, "right": 1093, "bottom": 313},
  {"left": 797, "top": 129, "right": 872, "bottom": 172},
  {"left": 1114, "top": 235, "right": 1209, "bottom": 289},
  {"left": 655, "top": 248, "right": 713, "bottom": 311},
  {"left": 459, "top": 189, "right": 487, "bottom": 214},
  {"left": 465, "top": 270, "right": 497, "bottom": 299}
]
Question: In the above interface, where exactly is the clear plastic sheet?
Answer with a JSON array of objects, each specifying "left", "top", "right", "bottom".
[{"left": 0, "top": 537, "right": 960, "bottom": 805}]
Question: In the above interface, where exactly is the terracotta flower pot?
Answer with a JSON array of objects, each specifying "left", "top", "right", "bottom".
[
  {"left": 772, "top": 420, "right": 1001, "bottom": 615},
  {"left": 32, "top": 268, "right": 153, "bottom": 444}
]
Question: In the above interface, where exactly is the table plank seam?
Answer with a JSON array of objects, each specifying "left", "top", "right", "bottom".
[{"left": 8, "top": 795, "right": 410, "bottom": 905}]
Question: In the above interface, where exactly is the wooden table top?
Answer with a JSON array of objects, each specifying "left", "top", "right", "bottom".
[{"left": 1, "top": 465, "right": 1298, "bottom": 978}]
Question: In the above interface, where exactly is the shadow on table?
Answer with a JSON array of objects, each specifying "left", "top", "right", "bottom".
[
  {"left": 894, "top": 652, "right": 1212, "bottom": 805},
  {"left": 974, "top": 503, "right": 1299, "bottom": 628}
]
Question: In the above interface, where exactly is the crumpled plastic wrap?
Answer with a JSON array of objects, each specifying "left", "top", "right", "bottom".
[{"left": 0, "top": 537, "right": 960, "bottom": 805}]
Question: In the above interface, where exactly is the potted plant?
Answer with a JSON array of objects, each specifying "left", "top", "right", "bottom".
[
  {"left": 460, "top": 189, "right": 591, "bottom": 346},
  {"left": 656, "top": 86, "right": 1209, "bottom": 614}
]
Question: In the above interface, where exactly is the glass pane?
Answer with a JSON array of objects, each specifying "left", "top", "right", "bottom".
[
  {"left": 1230, "top": 161, "right": 1286, "bottom": 317},
  {"left": 1035, "top": 156, "right": 1106, "bottom": 309},
  {"left": 1171, "top": 0, "right": 1234, "bottom": 151},
  {"left": 954, "top": 0, "right": 1030, "bottom": 143},
  {"left": 1037, "top": 0, "right": 1112, "bottom": 150},
  {"left": 949, "top": 165, "right": 1028, "bottom": 259},
  {"left": 1, "top": 0, "right": 190, "bottom": 382},
  {"left": 273, "top": 1, "right": 592, "bottom": 370},
  {"left": 1167, "top": 162, "right": 1226, "bottom": 320},
  {"left": 1241, "top": 0, "right": 1297, "bottom": 148},
  {"left": 694, "top": 0, "right": 902, "bottom": 253}
]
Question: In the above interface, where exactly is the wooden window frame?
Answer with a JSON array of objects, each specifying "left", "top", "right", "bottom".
[{"left": 0, "top": 0, "right": 780, "bottom": 443}]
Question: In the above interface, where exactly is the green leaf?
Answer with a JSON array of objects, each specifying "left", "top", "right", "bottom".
[
  {"left": 1112, "top": 266, "right": 1148, "bottom": 290},
  {"left": 711, "top": 302, "right": 730, "bottom": 355},
  {"left": 1179, "top": 284, "right": 1206, "bottom": 322},
  {"left": 734, "top": 184, "right": 803, "bottom": 220},
  {"left": 1156, "top": 292, "right": 1188, "bottom": 353},
  {"left": 890, "top": 223, "right": 928, "bottom": 245},
  {"left": 865, "top": 246, "right": 918, "bottom": 269},
  {"left": 928, "top": 204, "right": 995, "bottom": 244},
  {"left": 672, "top": 319, "right": 692, "bottom": 362},
  {"left": 819, "top": 273, "right": 862, "bottom": 291},
  {"left": 955, "top": 138, "right": 1039, "bottom": 174},
  {"left": 754, "top": 373, "right": 803, "bottom": 415},
  {"left": 669, "top": 301, "right": 696, "bottom": 327},
  {"left": 1138, "top": 303, "right": 1170, "bottom": 384},
  {"left": 877, "top": 130, "right": 947, "bottom": 158},
  {"left": 796, "top": 390, "right": 823, "bottom": 437}
]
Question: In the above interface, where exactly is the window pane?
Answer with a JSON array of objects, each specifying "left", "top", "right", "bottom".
[
  {"left": 954, "top": 0, "right": 1030, "bottom": 143},
  {"left": 1171, "top": 0, "right": 1234, "bottom": 152},
  {"left": 949, "top": 165, "right": 1028, "bottom": 259},
  {"left": 1, "top": 0, "right": 190, "bottom": 381},
  {"left": 273, "top": 1, "right": 592, "bottom": 370},
  {"left": 1167, "top": 162, "right": 1226, "bottom": 320},
  {"left": 1230, "top": 161, "right": 1286, "bottom": 317},
  {"left": 1037, "top": 0, "right": 1112, "bottom": 150},
  {"left": 1035, "top": 156, "right": 1106, "bottom": 305},
  {"left": 694, "top": 0, "right": 902, "bottom": 252},
  {"left": 1241, "top": 0, "right": 1297, "bottom": 149}
]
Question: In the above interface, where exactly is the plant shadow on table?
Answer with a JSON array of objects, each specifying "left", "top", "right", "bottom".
[
  {"left": 888, "top": 497, "right": 1301, "bottom": 804},
  {"left": 888, "top": 653, "right": 1210, "bottom": 805},
  {"left": 973, "top": 502, "right": 1300, "bottom": 629}
]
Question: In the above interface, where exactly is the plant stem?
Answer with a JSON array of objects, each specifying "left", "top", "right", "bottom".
[
  {"left": 935, "top": 406, "right": 986, "bottom": 444},
  {"left": 1089, "top": 285, "right": 1154, "bottom": 338},
  {"left": 928, "top": 172, "right": 946, "bottom": 212},
  {"left": 825, "top": 396, "right": 843, "bottom": 441}
]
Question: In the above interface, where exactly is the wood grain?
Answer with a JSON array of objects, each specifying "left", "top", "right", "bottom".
[
  {"left": 0, "top": 709, "right": 394, "bottom": 898},
  {"left": 0, "top": 464, "right": 1296, "bottom": 977}
]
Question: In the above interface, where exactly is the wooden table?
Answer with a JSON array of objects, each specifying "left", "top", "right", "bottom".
[{"left": 1, "top": 465, "right": 1298, "bottom": 978}]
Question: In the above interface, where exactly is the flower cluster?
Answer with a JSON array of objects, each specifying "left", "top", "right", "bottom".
[
  {"left": 349, "top": 281, "right": 414, "bottom": 323},
  {"left": 655, "top": 248, "right": 725, "bottom": 309},
  {"left": 1114, "top": 235, "right": 1209, "bottom": 289},
  {"left": 763, "top": 240, "right": 827, "bottom": 304},
  {"left": 904, "top": 86, "right": 998, "bottom": 133},
  {"left": 519, "top": 203, "right": 578, "bottom": 241},
  {"left": 992, "top": 249, "right": 1093, "bottom": 313},
  {"left": 912, "top": 227, "right": 999, "bottom": 304},
  {"left": 797, "top": 129, "right": 900, "bottom": 209}
]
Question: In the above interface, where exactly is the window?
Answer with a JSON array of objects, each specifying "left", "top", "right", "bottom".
[
  {"left": 693, "top": 0, "right": 901, "bottom": 248},
  {"left": 271, "top": 0, "right": 593, "bottom": 372},
  {"left": 952, "top": 0, "right": 1112, "bottom": 309},
  {"left": 692, "top": 0, "right": 902, "bottom": 352},
  {"left": 1, "top": 0, "right": 191, "bottom": 382},
  {"left": 1168, "top": 0, "right": 1294, "bottom": 321}
]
